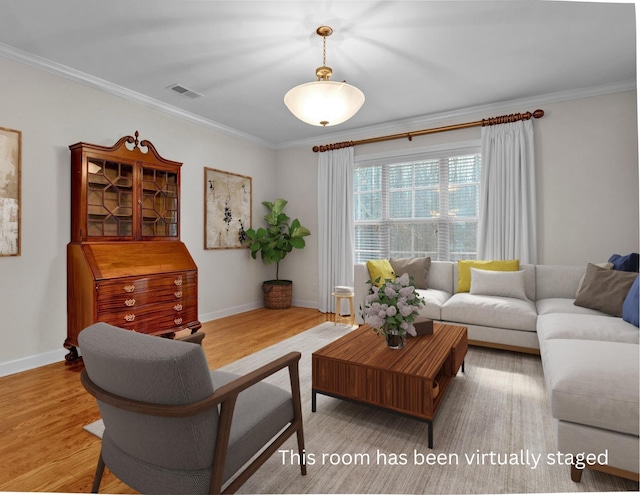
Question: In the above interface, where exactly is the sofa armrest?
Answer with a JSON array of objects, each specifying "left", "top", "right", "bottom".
[{"left": 354, "top": 264, "right": 371, "bottom": 324}]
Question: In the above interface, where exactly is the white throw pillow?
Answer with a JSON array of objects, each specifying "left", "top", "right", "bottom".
[{"left": 469, "top": 268, "right": 528, "bottom": 300}]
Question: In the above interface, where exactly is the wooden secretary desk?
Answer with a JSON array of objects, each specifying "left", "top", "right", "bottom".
[{"left": 65, "top": 132, "right": 201, "bottom": 361}]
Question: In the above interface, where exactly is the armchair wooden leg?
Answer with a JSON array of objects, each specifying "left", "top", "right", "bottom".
[
  {"left": 289, "top": 360, "right": 306, "bottom": 476},
  {"left": 296, "top": 427, "right": 307, "bottom": 476},
  {"left": 571, "top": 462, "right": 584, "bottom": 482},
  {"left": 92, "top": 453, "right": 106, "bottom": 493}
]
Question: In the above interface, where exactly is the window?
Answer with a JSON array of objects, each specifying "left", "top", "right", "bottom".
[{"left": 354, "top": 149, "right": 481, "bottom": 263}]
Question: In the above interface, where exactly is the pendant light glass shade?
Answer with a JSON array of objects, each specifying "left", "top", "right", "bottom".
[
  {"left": 284, "top": 26, "right": 364, "bottom": 127},
  {"left": 284, "top": 80, "right": 365, "bottom": 127}
]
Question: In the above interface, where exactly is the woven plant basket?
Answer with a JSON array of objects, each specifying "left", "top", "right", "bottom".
[{"left": 262, "top": 280, "right": 293, "bottom": 309}]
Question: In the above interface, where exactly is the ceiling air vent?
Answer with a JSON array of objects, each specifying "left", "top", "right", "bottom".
[{"left": 166, "top": 83, "right": 203, "bottom": 99}]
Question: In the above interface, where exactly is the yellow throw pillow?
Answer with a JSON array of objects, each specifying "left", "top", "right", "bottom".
[
  {"left": 366, "top": 259, "right": 396, "bottom": 287},
  {"left": 457, "top": 259, "right": 520, "bottom": 293}
]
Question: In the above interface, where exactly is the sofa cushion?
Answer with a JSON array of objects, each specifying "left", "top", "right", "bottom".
[
  {"left": 574, "top": 263, "right": 638, "bottom": 317},
  {"left": 537, "top": 313, "right": 639, "bottom": 345},
  {"left": 366, "top": 259, "right": 395, "bottom": 287},
  {"left": 425, "top": 261, "right": 455, "bottom": 293},
  {"left": 622, "top": 275, "right": 639, "bottom": 327},
  {"left": 441, "top": 292, "right": 537, "bottom": 332},
  {"left": 389, "top": 257, "right": 431, "bottom": 289},
  {"left": 456, "top": 259, "right": 520, "bottom": 293},
  {"left": 415, "top": 288, "right": 451, "bottom": 320},
  {"left": 541, "top": 339, "right": 639, "bottom": 436},
  {"left": 469, "top": 268, "right": 528, "bottom": 300},
  {"left": 536, "top": 298, "right": 610, "bottom": 317},
  {"left": 535, "top": 265, "right": 585, "bottom": 300}
]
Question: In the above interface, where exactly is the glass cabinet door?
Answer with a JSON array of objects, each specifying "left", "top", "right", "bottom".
[
  {"left": 141, "top": 166, "right": 179, "bottom": 238},
  {"left": 86, "top": 159, "right": 134, "bottom": 238}
]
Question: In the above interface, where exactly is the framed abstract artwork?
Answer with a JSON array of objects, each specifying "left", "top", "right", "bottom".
[
  {"left": 0, "top": 127, "right": 21, "bottom": 256},
  {"left": 204, "top": 167, "right": 252, "bottom": 249}
]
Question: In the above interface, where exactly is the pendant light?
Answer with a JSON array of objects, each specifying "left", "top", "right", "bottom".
[{"left": 284, "top": 26, "right": 365, "bottom": 127}]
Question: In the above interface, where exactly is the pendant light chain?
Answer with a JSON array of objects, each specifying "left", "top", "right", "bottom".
[{"left": 322, "top": 34, "right": 327, "bottom": 66}]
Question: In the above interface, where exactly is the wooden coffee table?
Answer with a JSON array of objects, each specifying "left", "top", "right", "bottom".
[{"left": 312, "top": 323, "right": 467, "bottom": 448}]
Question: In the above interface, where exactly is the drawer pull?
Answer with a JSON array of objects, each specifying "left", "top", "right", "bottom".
[
  {"left": 124, "top": 298, "right": 136, "bottom": 307},
  {"left": 174, "top": 317, "right": 183, "bottom": 325},
  {"left": 123, "top": 284, "right": 135, "bottom": 293},
  {"left": 173, "top": 304, "right": 183, "bottom": 311},
  {"left": 124, "top": 314, "right": 136, "bottom": 322},
  {"left": 174, "top": 291, "right": 183, "bottom": 298},
  {"left": 174, "top": 278, "right": 183, "bottom": 286}
]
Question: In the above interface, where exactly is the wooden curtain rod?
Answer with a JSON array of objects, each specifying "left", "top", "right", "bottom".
[{"left": 312, "top": 109, "right": 545, "bottom": 153}]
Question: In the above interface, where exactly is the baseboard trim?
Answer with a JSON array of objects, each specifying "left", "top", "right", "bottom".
[
  {"left": 292, "top": 298, "right": 318, "bottom": 309},
  {"left": 0, "top": 303, "right": 263, "bottom": 378},
  {"left": 0, "top": 348, "right": 69, "bottom": 378},
  {"left": 0, "top": 301, "right": 320, "bottom": 377},
  {"left": 198, "top": 302, "right": 263, "bottom": 323}
]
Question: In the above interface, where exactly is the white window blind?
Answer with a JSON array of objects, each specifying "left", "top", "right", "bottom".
[{"left": 354, "top": 151, "right": 481, "bottom": 263}]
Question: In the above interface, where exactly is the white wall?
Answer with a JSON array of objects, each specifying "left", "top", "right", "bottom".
[
  {"left": 1, "top": 52, "right": 637, "bottom": 376},
  {"left": 276, "top": 90, "right": 639, "bottom": 303},
  {"left": 536, "top": 92, "right": 639, "bottom": 263},
  {"left": 273, "top": 146, "right": 320, "bottom": 308},
  {"left": 0, "top": 57, "right": 278, "bottom": 374}
]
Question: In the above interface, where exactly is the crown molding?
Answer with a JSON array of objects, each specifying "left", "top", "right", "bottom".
[
  {"left": 277, "top": 79, "right": 637, "bottom": 150},
  {"left": 0, "top": 42, "right": 275, "bottom": 149},
  {"left": 1, "top": 41, "right": 634, "bottom": 151}
]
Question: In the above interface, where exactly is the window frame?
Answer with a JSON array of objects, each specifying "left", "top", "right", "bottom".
[{"left": 354, "top": 140, "right": 481, "bottom": 263}]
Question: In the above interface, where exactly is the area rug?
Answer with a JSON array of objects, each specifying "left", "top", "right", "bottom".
[{"left": 84, "top": 322, "right": 638, "bottom": 493}]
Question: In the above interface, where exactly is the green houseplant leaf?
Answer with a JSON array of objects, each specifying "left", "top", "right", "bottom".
[{"left": 244, "top": 198, "right": 311, "bottom": 280}]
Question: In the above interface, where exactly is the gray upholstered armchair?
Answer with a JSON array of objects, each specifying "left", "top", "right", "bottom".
[{"left": 79, "top": 322, "right": 306, "bottom": 494}]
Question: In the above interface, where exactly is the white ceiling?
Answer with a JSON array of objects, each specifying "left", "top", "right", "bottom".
[{"left": 0, "top": 1, "right": 636, "bottom": 148}]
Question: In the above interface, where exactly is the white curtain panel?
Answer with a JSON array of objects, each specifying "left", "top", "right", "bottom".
[
  {"left": 477, "top": 119, "right": 537, "bottom": 264},
  {"left": 317, "top": 147, "right": 355, "bottom": 313}
]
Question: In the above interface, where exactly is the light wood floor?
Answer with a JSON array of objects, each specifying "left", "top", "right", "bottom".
[{"left": 0, "top": 307, "right": 331, "bottom": 494}]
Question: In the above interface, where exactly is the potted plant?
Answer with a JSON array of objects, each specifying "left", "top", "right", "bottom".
[
  {"left": 363, "top": 272, "right": 425, "bottom": 349},
  {"left": 245, "top": 198, "right": 311, "bottom": 309}
]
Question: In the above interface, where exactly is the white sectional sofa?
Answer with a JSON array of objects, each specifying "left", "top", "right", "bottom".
[{"left": 354, "top": 261, "right": 639, "bottom": 482}]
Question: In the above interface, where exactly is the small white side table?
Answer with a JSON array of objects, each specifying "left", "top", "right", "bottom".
[{"left": 331, "top": 291, "right": 355, "bottom": 326}]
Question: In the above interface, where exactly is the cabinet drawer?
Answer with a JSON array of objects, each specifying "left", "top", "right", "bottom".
[
  {"left": 97, "top": 285, "right": 195, "bottom": 311},
  {"left": 99, "top": 298, "right": 198, "bottom": 333},
  {"left": 97, "top": 273, "right": 194, "bottom": 297},
  {"left": 97, "top": 274, "right": 195, "bottom": 308}
]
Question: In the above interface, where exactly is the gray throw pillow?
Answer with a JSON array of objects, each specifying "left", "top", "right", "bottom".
[
  {"left": 574, "top": 263, "right": 638, "bottom": 317},
  {"left": 389, "top": 257, "right": 431, "bottom": 289},
  {"left": 575, "top": 261, "right": 614, "bottom": 297}
]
